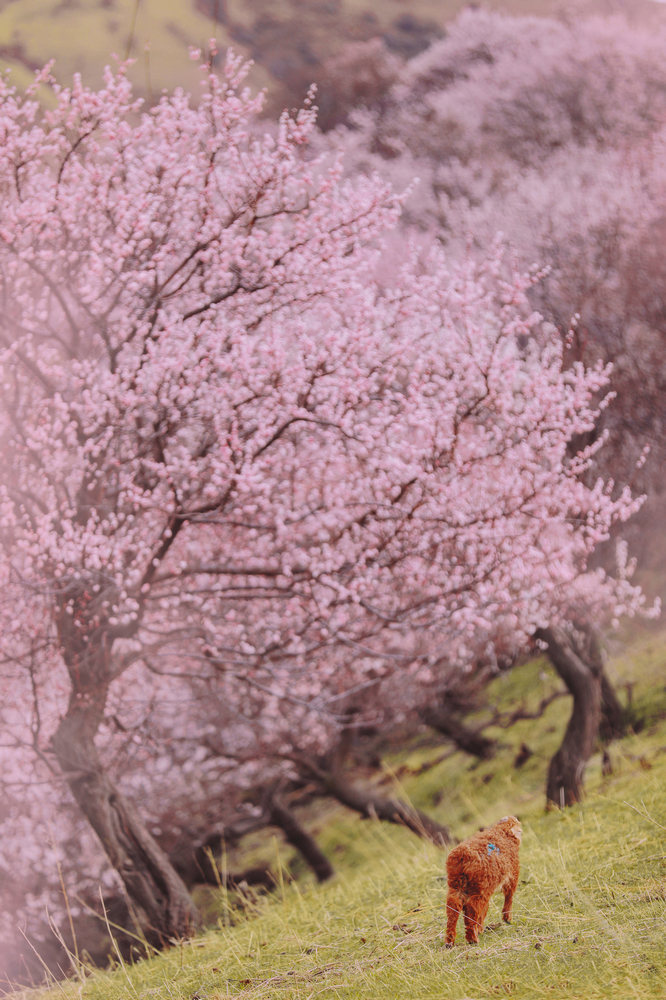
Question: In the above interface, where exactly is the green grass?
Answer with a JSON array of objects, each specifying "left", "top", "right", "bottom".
[
  {"left": 57, "top": 779, "right": 666, "bottom": 999},
  {"left": 23, "top": 628, "right": 666, "bottom": 1000}
]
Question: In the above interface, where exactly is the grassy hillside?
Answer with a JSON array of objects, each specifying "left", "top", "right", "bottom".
[
  {"left": 1, "top": 0, "right": 664, "bottom": 108},
  {"left": 26, "top": 629, "right": 666, "bottom": 1000}
]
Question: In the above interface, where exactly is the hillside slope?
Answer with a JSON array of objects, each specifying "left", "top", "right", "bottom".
[{"left": 24, "top": 630, "right": 666, "bottom": 1000}]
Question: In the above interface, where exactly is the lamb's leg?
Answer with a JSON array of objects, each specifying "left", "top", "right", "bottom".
[
  {"left": 477, "top": 895, "right": 491, "bottom": 935},
  {"left": 445, "top": 891, "right": 463, "bottom": 947},
  {"left": 503, "top": 876, "right": 518, "bottom": 924},
  {"left": 463, "top": 898, "right": 483, "bottom": 944}
]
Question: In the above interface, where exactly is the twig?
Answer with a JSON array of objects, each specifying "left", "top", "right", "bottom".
[
  {"left": 488, "top": 689, "right": 567, "bottom": 729},
  {"left": 621, "top": 799, "right": 666, "bottom": 833},
  {"left": 125, "top": 0, "right": 142, "bottom": 61}
]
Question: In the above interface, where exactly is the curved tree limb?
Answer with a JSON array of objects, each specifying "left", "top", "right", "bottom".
[
  {"left": 290, "top": 732, "right": 452, "bottom": 846},
  {"left": 419, "top": 701, "right": 497, "bottom": 760}
]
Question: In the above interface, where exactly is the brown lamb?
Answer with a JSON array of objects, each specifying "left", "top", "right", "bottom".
[{"left": 444, "top": 815, "right": 522, "bottom": 947}]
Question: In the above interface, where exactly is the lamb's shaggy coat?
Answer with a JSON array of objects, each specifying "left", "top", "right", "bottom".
[{"left": 445, "top": 815, "right": 522, "bottom": 946}]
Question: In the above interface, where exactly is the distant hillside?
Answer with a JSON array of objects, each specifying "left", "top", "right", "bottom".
[{"left": 1, "top": 0, "right": 664, "bottom": 113}]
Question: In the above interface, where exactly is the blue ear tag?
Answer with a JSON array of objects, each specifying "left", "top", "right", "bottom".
[{"left": 487, "top": 842, "right": 500, "bottom": 856}]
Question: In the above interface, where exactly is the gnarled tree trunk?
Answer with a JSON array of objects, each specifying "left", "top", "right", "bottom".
[
  {"left": 52, "top": 661, "right": 200, "bottom": 945},
  {"left": 535, "top": 624, "right": 602, "bottom": 808}
]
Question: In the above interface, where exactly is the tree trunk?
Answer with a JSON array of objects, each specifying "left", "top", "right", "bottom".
[
  {"left": 599, "top": 670, "right": 627, "bottom": 742},
  {"left": 169, "top": 833, "right": 274, "bottom": 893},
  {"left": 419, "top": 701, "right": 496, "bottom": 759},
  {"left": 268, "top": 792, "right": 335, "bottom": 882},
  {"left": 535, "top": 625, "right": 602, "bottom": 808},
  {"left": 52, "top": 703, "right": 200, "bottom": 945},
  {"left": 168, "top": 797, "right": 333, "bottom": 888}
]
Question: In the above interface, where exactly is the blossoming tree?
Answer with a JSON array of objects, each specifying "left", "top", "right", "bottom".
[
  {"left": 330, "top": 6, "right": 666, "bottom": 561},
  {"left": 0, "top": 46, "right": 653, "bottom": 954}
]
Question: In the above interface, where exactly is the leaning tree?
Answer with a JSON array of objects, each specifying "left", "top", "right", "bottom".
[{"left": 0, "top": 46, "right": 655, "bottom": 960}]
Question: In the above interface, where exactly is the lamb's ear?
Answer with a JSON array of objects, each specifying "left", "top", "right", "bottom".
[{"left": 509, "top": 824, "right": 522, "bottom": 843}]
